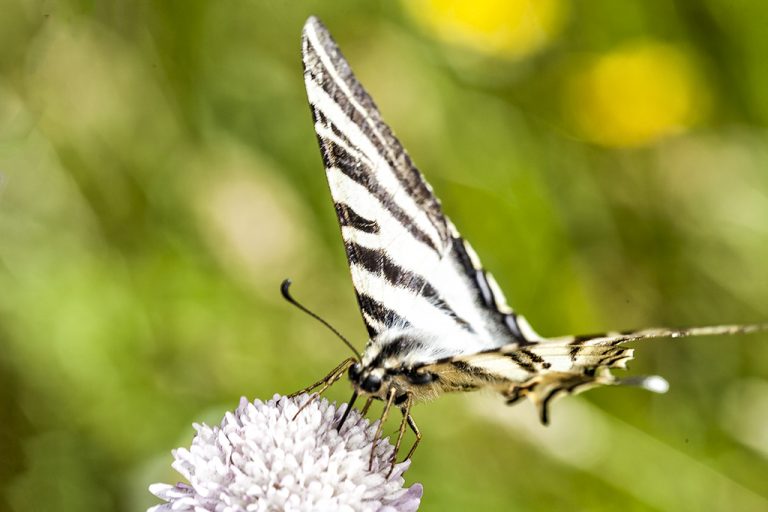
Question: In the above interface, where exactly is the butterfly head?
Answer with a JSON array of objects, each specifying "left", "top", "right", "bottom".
[
  {"left": 347, "top": 362, "right": 382, "bottom": 393},
  {"left": 347, "top": 329, "right": 440, "bottom": 400}
]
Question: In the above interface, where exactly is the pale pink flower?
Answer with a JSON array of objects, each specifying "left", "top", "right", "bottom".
[{"left": 149, "top": 394, "right": 422, "bottom": 512}]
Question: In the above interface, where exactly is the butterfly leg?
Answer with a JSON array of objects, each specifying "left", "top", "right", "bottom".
[
  {"left": 402, "top": 413, "right": 421, "bottom": 462},
  {"left": 360, "top": 396, "right": 374, "bottom": 416},
  {"left": 289, "top": 357, "right": 356, "bottom": 420},
  {"left": 387, "top": 394, "right": 417, "bottom": 477},
  {"left": 369, "top": 387, "right": 396, "bottom": 471},
  {"left": 288, "top": 357, "right": 356, "bottom": 397}
]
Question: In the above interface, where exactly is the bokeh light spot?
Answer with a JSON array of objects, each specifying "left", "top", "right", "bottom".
[
  {"left": 404, "top": 0, "right": 566, "bottom": 59},
  {"left": 566, "top": 42, "right": 709, "bottom": 148}
]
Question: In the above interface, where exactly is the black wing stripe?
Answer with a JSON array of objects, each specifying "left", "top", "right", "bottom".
[
  {"left": 313, "top": 109, "right": 361, "bottom": 161},
  {"left": 311, "top": 103, "right": 446, "bottom": 254},
  {"left": 307, "top": 83, "right": 445, "bottom": 253},
  {"left": 451, "top": 361, "right": 496, "bottom": 381},
  {"left": 505, "top": 351, "right": 537, "bottom": 373},
  {"left": 346, "top": 242, "right": 474, "bottom": 332},
  {"left": 302, "top": 20, "right": 448, "bottom": 243},
  {"left": 450, "top": 235, "right": 530, "bottom": 344},
  {"left": 319, "top": 134, "right": 441, "bottom": 253},
  {"left": 335, "top": 202, "right": 379, "bottom": 234},
  {"left": 474, "top": 269, "right": 495, "bottom": 308},
  {"left": 519, "top": 348, "right": 545, "bottom": 365},
  {"left": 303, "top": 18, "right": 533, "bottom": 345},
  {"left": 503, "top": 313, "right": 527, "bottom": 343},
  {"left": 306, "top": 66, "right": 394, "bottom": 168},
  {"left": 357, "top": 293, "right": 411, "bottom": 336}
]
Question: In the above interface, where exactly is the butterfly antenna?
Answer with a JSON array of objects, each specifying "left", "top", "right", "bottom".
[{"left": 280, "top": 279, "right": 362, "bottom": 361}]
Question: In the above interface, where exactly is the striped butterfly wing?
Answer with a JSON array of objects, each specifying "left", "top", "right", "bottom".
[
  {"left": 300, "top": 17, "right": 768, "bottom": 425},
  {"left": 420, "top": 323, "right": 766, "bottom": 423},
  {"left": 302, "top": 17, "right": 536, "bottom": 352}
]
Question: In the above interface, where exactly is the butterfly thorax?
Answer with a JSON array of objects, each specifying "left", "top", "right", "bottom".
[{"left": 348, "top": 328, "right": 504, "bottom": 403}]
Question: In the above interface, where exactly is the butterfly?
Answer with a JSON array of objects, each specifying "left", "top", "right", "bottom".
[{"left": 289, "top": 16, "right": 766, "bottom": 471}]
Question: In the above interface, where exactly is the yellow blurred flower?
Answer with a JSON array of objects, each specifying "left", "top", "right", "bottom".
[
  {"left": 404, "top": 0, "right": 566, "bottom": 59},
  {"left": 566, "top": 42, "right": 709, "bottom": 148}
]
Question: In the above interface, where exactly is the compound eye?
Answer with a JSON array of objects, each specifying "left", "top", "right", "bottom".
[
  {"left": 360, "top": 374, "right": 382, "bottom": 393},
  {"left": 348, "top": 363, "right": 363, "bottom": 382},
  {"left": 406, "top": 369, "right": 434, "bottom": 385}
]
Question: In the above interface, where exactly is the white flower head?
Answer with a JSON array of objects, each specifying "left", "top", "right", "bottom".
[{"left": 149, "top": 394, "right": 422, "bottom": 512}]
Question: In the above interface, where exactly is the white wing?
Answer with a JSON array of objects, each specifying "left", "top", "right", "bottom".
[{"left": 302, "top": 17, "right": 538, "bottom": 355}]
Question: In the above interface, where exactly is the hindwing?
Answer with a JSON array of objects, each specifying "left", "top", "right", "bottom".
[{"left": 419, "top": 323, "right": 766, "bottom": 422}]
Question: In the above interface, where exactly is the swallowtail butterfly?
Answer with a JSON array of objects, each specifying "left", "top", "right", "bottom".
[{"left": 290, "top": 16, "right": 766, "bottom": 467}]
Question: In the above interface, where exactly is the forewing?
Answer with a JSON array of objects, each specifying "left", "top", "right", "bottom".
[{"left": 301, "top": 17, "right": 535, "bottom": 350}]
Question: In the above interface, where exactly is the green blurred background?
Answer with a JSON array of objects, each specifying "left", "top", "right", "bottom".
[{"left": 1, "top": 1, "right": 767, "bottom": 510}]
